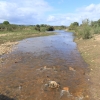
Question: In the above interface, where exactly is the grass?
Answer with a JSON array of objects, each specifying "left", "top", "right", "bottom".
[
  {"left": 0, "top": 29, "right": 55, "bottom": 56},
  {"left": 0, "top": 30, "right": 55, "bottom": 45}
]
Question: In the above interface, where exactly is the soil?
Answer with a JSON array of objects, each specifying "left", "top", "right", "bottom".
[
  {"left": 0, "top": 31, "right": 92, "bottom": 100},
  {"left": 75, "top": 34, "right": 100, "bottom": 100}
]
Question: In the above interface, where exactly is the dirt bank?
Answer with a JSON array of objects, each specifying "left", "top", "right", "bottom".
[{"left": 75, "top": 35, "right": 100, "bottom": 100}]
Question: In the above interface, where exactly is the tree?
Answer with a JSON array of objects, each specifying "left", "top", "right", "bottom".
[
  {"left": 72, "top": 22, "right": 79, "bottom": 26},
  {"left": 46, "top": 26, "right": 54, "bottom": 31},
  {"left": 82, "top": 19, "right": 90, "bottom": 25},
  {"left": 3, "top": 21, "right": 10, "bottom": 25},
  {"left": 68, "top": 22, "right": 79, "bottom": 30}
]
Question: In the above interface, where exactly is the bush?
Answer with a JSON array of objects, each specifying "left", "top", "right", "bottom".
[
  {"left": 3, "top": 21, "right": 10, "bottom": 25},
  {"left": 40, "top": 27, "right": 46, "bottom": 32},
  {"left": 34, "top": 26, "right": 40, "bottom": 31},
  {"left": 93, "top": 26, "right": 100, "bottom": 34},
  {"left": 77, "top": 25, "right": 92, "bottom": 39},
  {"left": 46, "top": 26, "right": 54, "bottom": 31}
]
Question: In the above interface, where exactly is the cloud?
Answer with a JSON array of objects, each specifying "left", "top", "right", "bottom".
[
  {"left": 1, "top": 1, "right": 100, "bottom": 26},
  {"left": 0, "top": 0, "right": 52, "bottom": 24},
  {"left": 47, "top": 3, "right": 100, "bottom": 26}
]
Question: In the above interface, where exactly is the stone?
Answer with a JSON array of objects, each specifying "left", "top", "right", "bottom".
[
  {"left": 69, "top": 67, "right": 76, "bottom": 71},
  {"left": 63, "top": 87, "right": 69, "bottom": 92},
  {"left": 48, "top": 81, "right": 60, "bottom": 89}
]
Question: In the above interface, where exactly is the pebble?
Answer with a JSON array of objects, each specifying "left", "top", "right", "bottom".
[{"left": 63, "top": 87, "right": 69, "bottom": 92}]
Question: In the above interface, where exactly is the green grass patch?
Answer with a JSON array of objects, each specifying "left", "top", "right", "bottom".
[{"left": 0, "top": 30, "right": 55, "bottom": 45}]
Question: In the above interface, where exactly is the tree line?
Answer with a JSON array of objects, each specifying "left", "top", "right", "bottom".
[{"left": 0, "top": 21, "right": 66, "bottom": 32}]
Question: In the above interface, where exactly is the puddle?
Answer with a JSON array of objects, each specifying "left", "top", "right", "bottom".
[{"left": 0, "top": 30, "right": 90, "bottom": 100}]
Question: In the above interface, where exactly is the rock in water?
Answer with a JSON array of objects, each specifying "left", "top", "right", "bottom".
[{"left": 48, "top": 81, "right": 59, "bottom": 89}]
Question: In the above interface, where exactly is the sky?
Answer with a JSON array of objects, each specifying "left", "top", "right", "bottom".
[{"left": 0, "top": 0, "right": 100, "bottom": 26}]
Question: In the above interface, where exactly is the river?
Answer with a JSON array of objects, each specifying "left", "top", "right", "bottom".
[{"left": 0, "top": 30, "right": 90, "bottom": 100}]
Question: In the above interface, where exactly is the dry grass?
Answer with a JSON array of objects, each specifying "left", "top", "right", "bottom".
[{"left": 75, "top": 34, "right": 100, "bottom": 100}]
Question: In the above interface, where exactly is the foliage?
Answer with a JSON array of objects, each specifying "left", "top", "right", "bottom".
[
  {"left": 68, "top": 18, "right": 100, "bottom": 39},
  {"left": 46, "top": 26, "right": 54, "bottom": 31},
  {"left": 34, "top": 25, "right": 40, "bottom": 31},
  {"left": 68, "top": 22, "right": 79, "bottom": 30},
  {"left": 3, "top": 21, "right": 10, "bottom": 25},
  {"left": 72, "top": 22, "right": 79, "bottom": 26},
  {"left": 0, "top": 21, "right": 55, "bottom": 32},
  {"left": 80, "top": 25, "right": 92, "bottom": 39},
  {"left": 53, "top": 25, "right": 67, "bottom": 30}
]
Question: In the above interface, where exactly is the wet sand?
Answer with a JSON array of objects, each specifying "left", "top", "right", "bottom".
[{"left": 0, "top": 30, "right": 90, "bottom": 100}]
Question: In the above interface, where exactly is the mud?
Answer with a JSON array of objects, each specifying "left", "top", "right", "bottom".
[{"left": 0, "top": 30, "right": 90, "bottom": 100}]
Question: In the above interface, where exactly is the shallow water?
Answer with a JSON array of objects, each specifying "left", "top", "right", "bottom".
[
  {"left": 0, "top": 30, "right": 90, "bottom": 100},
  {"left": 13, "top": 30, "right": 86, "bottom": 67}
]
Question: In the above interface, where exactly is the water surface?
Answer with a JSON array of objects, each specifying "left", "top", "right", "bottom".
[{"left": 0, "top": 30, "right": 89, "bottom": 100}]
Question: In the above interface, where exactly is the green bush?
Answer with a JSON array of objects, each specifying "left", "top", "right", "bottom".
[
  {"left": 93, "top": 26, "right": 100, "bottom": 34},
  {"left": 77, "top": 25, "right": 92, "bottom": 39},
  {"left": 3, "top": 21, "right": 10, "bottom": 25},
  {"left": 46, "top": 26, "right": 54, "bottom": 31}
]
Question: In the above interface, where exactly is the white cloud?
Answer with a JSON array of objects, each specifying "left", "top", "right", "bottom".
[
  {"left": 47, "top": 15, "right": 56, "bottom": 22},
  {"left": 47, "top": 3, "right": 100, "bottom": 26},
  {"left": 0, "top": 0, "right": 52, "bottom": 24},
  {"left": 1, "top": 1, "right": 100, "bottom": 26}
]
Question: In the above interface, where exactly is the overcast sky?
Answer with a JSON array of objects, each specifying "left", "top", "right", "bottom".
[{"left": 0, "top": 0, "right": 100, "bottom": 26}]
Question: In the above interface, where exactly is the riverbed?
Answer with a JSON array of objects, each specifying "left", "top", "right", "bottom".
[{"left": 0, "top": 30, "right": 90, "bottom": 100}]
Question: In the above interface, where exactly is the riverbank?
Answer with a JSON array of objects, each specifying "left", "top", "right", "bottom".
[
  {"left": 75, "top": 34, "right": 100, "bottom": 100},
  {"left": 0, "top": 31, "right": 90, "bottom": 100},
  {"left": 0, "top": 31, "right": 55, "bottom": 54},
  {"left": 0, "top": 31, "right": 55, "bottom": 64}
]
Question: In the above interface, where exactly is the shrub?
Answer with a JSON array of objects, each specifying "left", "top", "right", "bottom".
[
  {"left": 77, "top": 25, "right": 92, "bottom": 39},
  {"left": 46, "top": 26, "right": 54, "bottom": 31},
  {"left": 93, "top": 26, "right": 100, "bottom": 34},
  {"left": 3, "top": 21, "right": 10, "bottom": 25}
]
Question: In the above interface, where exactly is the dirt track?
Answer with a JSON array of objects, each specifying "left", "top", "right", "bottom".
[{"left": 0, "top": 31, "right": 90, "bottom": 100}]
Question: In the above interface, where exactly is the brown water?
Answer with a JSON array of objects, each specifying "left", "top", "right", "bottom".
[{"left": 0, "top": 30, "right": 90, "bottom": 100}]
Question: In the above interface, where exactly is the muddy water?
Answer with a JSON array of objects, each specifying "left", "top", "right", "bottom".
[{"left": 0, "top": 30, "right": 90, "bottom": 100}]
